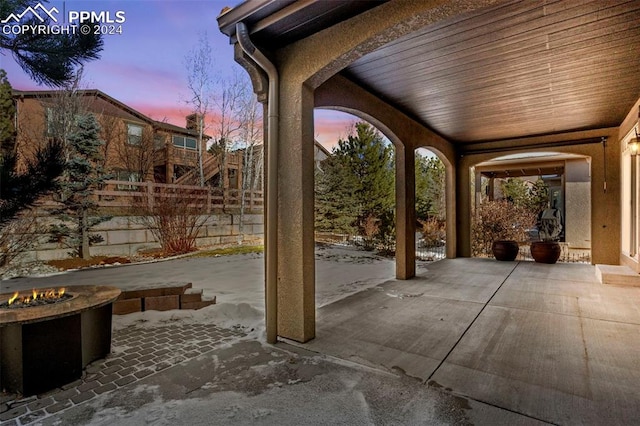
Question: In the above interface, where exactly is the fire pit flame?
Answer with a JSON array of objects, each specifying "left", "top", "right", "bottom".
[{"left": 4, "top": 288, "right": 67, "bottom": 308}]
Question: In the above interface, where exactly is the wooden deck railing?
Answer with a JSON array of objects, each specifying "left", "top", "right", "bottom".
[{"left": 94, "top": 180, "right": 263, "bottom": 213}]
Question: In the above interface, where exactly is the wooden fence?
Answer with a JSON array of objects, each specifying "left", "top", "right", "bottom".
[{"left": 94, "top": 180, "right": 264, "bottom": 213}]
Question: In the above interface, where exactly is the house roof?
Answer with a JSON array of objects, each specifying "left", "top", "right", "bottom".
[
  {"left": 314, "top": 140, "right": 331, "bottom": 157},
  {"left": 12, "top": 89, "right": 207, "bottom": 139},
  {"left": 218, "top": 0, "right": 640, "bottom": 146}
]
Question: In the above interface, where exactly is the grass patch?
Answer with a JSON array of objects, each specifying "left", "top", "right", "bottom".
[{"left": 189, "top": 245, "right": 264, "bottom": 258}]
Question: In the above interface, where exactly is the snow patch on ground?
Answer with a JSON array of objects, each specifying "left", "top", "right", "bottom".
[
  {"left": 0, "top": 262, "right": 66, "bottom": 280},
  {"left": 112, "top": 302, "right": 266, "bottom": 340}
]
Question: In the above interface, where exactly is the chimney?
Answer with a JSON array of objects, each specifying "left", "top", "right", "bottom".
[{"left": 186, "top": 113, "right": 203, "bottom": 132}]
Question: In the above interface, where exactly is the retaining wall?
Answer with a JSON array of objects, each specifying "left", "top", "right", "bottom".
[{"left": 22, "top": 213, "right": 264, "bottom": 262}]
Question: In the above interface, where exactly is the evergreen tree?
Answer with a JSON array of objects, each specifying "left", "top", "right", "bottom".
[
  {"left": 527, "top": 178, "right": 549, "bottom": 214},
  {"left": 0, "top": 1, "right": 102, "bottom": 87},
  {"left": 415, "top": 154, "right": 445, "bottom": 221},
  {"left": 501, "top": 177, "right": 530, "bottom": 209},
  {"left": 0, "top": 139, "right": 65, "bottom": 226},
  {"left": 0, "top": 70, "right": 15, "bottom": 157},
  {"left": 315, "top": 122, "right": 394, "bottom": 238},
  {"left": 500, "top": 176, "right": 549, "bottom": 214},
  {"left": 0, "top": 69, "right": 65, "bottom": 226},
  {"left": 315, "top": 159, "right": 359, "bottom": 234},
  {"left": 49, "top": 113, "right": 111, "bottom": 259}
]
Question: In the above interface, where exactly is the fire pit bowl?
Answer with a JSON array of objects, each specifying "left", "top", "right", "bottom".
[{"left": 0, "top": 285, "right": 121, "bottom": 395}]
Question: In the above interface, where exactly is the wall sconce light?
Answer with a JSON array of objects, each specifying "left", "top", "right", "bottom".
[
  {"left": 633, "top": 107, "right": 640, "bottom": 157},
  {"left": 631, "top": 129, "right": 640, "bottom": 157}
]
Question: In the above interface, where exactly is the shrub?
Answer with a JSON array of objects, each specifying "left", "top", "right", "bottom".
[
  {"left": 472, "top": 200, "right": 535, "bottom": 257},
  {"left": 359, "top": 214, "right": 379, "bottom": 251},
  {"left": 133, "top": 185, "right": 209, "bottom": 255},
  {"left": 419, "top": 217, "right": 446, "bottom": 247}
]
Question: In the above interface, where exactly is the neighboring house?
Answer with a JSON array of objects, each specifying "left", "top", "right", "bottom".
[
  {"left": 314, "top": 140, "right": 331, "bottom": 172},
  {"left": 11, "top": 89, "right": 241, "bottom": 188}
]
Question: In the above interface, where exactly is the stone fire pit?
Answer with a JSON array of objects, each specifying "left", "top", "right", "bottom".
[{"left": 0, "top": 285, "right": 121, "bottom": 395}]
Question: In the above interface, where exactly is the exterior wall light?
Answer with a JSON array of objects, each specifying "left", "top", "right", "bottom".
[
  {"left": 630, "top": 130, "right": 639, "bottom": 157},
  {"left": 633, "top": 106, "right": 640, "bottom": 157},
  {"left": 631, "top": 126, "right": 639, "bottom": 257}
]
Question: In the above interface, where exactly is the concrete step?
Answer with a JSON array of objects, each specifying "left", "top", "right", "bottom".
[
  {"left": 181, "top": 297, "right": 217, "bottom": 310},
  {"left": 596, "top": 264, "right": 640, "bottom": 286}
]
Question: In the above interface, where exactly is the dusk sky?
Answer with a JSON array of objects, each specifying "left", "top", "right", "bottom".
[{"left": 0, "top": 0, "right": 357, "bottom": 149}]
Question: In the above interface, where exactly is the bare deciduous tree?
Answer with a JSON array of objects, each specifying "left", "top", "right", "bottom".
[
  {"left": 113, "top": 122, "right": 156, "bottom": 182},
  {"left": 237, "top": 89, "right": 263, "bottom": 241},
  {"left": 184, "top": 32, "right": 214, "bottom": 187},
  {"left": 210, "top": 68, "right": 245, "bottom": 189},
  {"left": 43, "top": 69, "right": 90, "bottom": 161},
  {"left": 96, "top": 113, "right": 122, "bottom": 173}
]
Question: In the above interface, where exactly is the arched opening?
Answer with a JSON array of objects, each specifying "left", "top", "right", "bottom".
[
  {"left": 414, "top": 148, "right": 447, "bottom": 262},
  {"left": 472, "top": 152, "right": 592, "bottom": 263},
  {"left": 313, "top": 109, "right": 397, "bottom": 306}
]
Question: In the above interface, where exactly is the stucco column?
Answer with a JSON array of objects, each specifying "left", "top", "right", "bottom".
[
  {"left": 396, "top": 145, "right": 416, "bottom": 279},
  {"left": 456, "top": 155, "right": 472, "bottom": 257},
  {"left": 277, "top": 79, "right": 316, "bottom": 343}
]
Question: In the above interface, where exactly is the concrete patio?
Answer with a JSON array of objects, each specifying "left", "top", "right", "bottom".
[
  {"left": 300, "top": 258, "right": 640, "bottom": 425},
  {"left": 2, "top": 256, "right": 640, "bottom": 425}
]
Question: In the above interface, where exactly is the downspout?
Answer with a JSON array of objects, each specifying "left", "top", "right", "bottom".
[{"left": 236, "top": 22, "right": 278, "bottom": 344}]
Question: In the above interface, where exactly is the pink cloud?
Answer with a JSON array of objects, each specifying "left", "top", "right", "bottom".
[{"left": 314, "top": 110, "right": 358, "bottom": 150}]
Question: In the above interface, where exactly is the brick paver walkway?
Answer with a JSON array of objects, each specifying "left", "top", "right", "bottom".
[{"left": 0, "top": 323, "right": 243, "bottom": 425}]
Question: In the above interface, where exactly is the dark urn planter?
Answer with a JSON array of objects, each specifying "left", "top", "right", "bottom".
[
  {"left": 530, "top": 241, "right": 561, "bottom": 264},
  {"left": 492, "top": 240, "right": 519, "bottom": 261}
]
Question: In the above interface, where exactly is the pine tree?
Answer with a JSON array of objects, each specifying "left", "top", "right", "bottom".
[
  {"left": 0, "top": 69, "right": 65, "bottom": 227},
  {"left": 0, "top": 70, "right": 15, "bottom": 157},
  {"left": 49, "top": 113, "right": 111, "bottom": 259},
  {"left": 0, "top": 1, "right": 102, "bottom": 87},
  {"left": 315, "top": 159, "right": 359, "bottom": 234},
  {"left": 500, "top": 176, "right": 549, "bottom": 215},
  {"left": 0, "top": 139, "right": 65, "bottom": 226},
  {"left": 315, "top": 122, "right": 394, "bottom": 238},
  {"left": 501, "top": 178, "right": 530, "bottom": 209},
  {"left": 415, "top": 154, "right": 445, "bottom": 221}
]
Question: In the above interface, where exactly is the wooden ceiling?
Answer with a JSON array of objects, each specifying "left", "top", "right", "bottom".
[{"left": 343, "top": 0, "right": 640, "bottom": 144}]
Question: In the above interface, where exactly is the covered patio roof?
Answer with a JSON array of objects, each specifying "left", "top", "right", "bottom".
[
  {"left": 220, "top": 0, "right": 640, "bottom": 146},
  {"left": 218, "top": 0, "right": 638, "bottom": 343}
]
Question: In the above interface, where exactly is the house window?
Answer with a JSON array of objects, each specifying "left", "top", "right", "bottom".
[
  {"left": 127, "top": 123, "right": 143, "bottom": 145},
  {"left": 172, "top": 135, "right": 197, "bottom": 150},
  {"left": 115, "top": 170, "right": 141, "bottom": 190}
]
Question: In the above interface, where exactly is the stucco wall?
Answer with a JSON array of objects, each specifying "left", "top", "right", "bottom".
[{"left": 565, "top": 159, "right": 591, "bottom": 249}]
